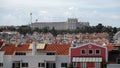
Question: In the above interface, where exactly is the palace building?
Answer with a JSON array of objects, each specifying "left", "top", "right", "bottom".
[{"left": 30, "top": 18, "right": 89, "bottom": 30}]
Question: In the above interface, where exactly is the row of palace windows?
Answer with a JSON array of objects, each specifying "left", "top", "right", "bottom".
[{"left": 81, "top": 49, "right": 100, "bottom": 55}]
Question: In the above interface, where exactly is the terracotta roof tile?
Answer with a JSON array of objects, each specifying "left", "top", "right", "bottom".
[
  {"left": 1, "top": 44, "right": 29, "bottom": 55},
  {"left": 1, "top": 43, "right": 70, "bottom": 55},
  {"left": 1, "top": 44, "right": 15, "bottom": 55},
  {"left": 45, "top": 44, "right": 70, "bottom": 55}
]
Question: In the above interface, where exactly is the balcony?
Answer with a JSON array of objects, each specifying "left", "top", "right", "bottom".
[{"left": 11, "top": 55, "right": 56, "bottom": 62}]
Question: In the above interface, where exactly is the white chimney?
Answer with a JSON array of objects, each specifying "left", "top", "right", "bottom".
[
  {"left": 32, "top": 42, "right": 36, "bottom": 55},
  {"left": 2, "top": 42, "right": 5, "bottom": 46},
  {"left": 71, "top": 40, "right": 76, "bottom": 47},
  {"left": 15, "top": 42, "right": 18, "bottom": 47}
]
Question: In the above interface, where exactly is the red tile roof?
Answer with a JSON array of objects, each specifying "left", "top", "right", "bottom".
[
  {"left": 1, "top": 44, "right": 15, "bottom": 55},
  {"left": 1, "top": 44, "right": 29, "bottom": 55},
  {"left": 44, "top": 44, "right": 70, "bottom": 55},
  {"left": 1, "top": 43, "right": 70, "bottom": 55}
]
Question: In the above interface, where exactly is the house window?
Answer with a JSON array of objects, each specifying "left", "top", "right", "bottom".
[
  {"left": 96, "top": 50, "right": 100, "bottom": 54},
  {"left": 61, "top": 63, "right": 67, "bottom": 67},
  {"left": 72, "top": 62, "right": 76, "bottom": 68},
  {"left": 0, "top": 63, "right": 3, "bottom": 67},
  {"left": 12, "top": 62, "right": 20, "bottom": 68},
  {"left": 89, "top": 50, "right": 93, "bottom": 54},
  {"left": 38, "top": 63, "right": 45, "bottom": 67},
  {"left": 47, "top": 52, "right": 55, "bottom": 55},
  {"left": 46, "top": 62, "right": 56, "bottom": 68},
  {"left": 81, "top": 49, "right": 86, "bottom": 54},
  {"left": 81, "top": 62, "right": 86, "bottom": 68},
  {"left": 22, "top": 63, "right": 28, "bottom": 67},
  {"left": 15, "top": 52, "right": 26, "bottom": 55},
  {"left": 117, "top": 58, "right": 120, "bottom": 64},
  {"left": 95, "top": 62, "right": 100, "bottom": 68}
]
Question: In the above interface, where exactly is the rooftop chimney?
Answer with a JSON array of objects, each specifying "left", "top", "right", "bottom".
[
  {"left": 32, "top": 42, "right": 37, "bottom": 55},
  {"left": 71, "top": 40, "right": 76, "bottom": 47}
]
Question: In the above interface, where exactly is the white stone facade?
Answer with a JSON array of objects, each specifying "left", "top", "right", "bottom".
[{"left": 31, "top": 18, "right": 89, "bottom": 30}]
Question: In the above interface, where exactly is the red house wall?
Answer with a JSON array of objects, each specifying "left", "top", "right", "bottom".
[
  {"left": 70, "top": 43, "right": 107, "bottom": 68},
  {"left": 87, "top": 62, "right": 95, "bottom": 68},
  {"left": 70, "top": 43, "right": 107, "bottom": 62}
]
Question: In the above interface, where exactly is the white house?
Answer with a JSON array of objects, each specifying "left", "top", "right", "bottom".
[{"left": 0, "top": 42, "right": 70, "bottom": 68}]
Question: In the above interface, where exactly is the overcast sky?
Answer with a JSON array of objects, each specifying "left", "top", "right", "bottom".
[{"left": 0, "top": 0, "right": 120, "bottom": 27}]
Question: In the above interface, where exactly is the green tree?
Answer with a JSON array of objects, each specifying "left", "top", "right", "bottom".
[
  {"left": 0, "top": 28, "right": 3, "bottom": 32},
  {"left": 112, "top": 27, "right": 117, "bottom": 34},
  {"left": 17, "top": 25, "right": 31, "bottom": 35},
  {"left": 8, "top": 27, "right": 16, "bottom": 31},
  {"left": 102, "top": 61, "right": 107, "bottom": 68},
  {"left": 33, "top": 27, "right": 40, "bottom": 32},
  {"left": 68, "top": 63, "right": 73, "bottom": 68},
  {"left": 96, "top": 23, "right": 104, "bottom": 33},
  {"left": 42, "top": 27, "right": 49, "bottom": 33},
  {"left": 51, "top": 27, "right": 57, "bottom": 37}
]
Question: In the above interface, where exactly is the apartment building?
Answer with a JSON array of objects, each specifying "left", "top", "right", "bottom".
[{"left": 0, "top": 42, "right": 70, "bottom": 68}]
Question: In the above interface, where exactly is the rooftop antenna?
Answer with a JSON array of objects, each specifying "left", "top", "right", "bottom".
[
  {"left": 30, "top": 13, "right": 32, "bottom": 26},
  {"left": 30, "top": 13, "right": 32, "bottom": 34}
]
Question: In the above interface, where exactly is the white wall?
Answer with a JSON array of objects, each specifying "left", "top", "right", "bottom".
[
  {"left": 3, "top": 55, "right": 69, "bottom": 68},
  {"left": 56, "top": 55, "right": 69, "bottom": 68},
  {"left": 107, "top": 64, "right": 120, "bottom": 68}
]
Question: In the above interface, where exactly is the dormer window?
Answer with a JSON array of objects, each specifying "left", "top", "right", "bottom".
[
  {"left": 89, "top": 50, "right": 93, "bottom": 55},
  {"left": 96, "top": 50, "right": 100, "bottom": 55},
  {"left": 81, "top": 49, "right": 86, "bottom": 55},
  {"left": 15, "top": 52, "right": 26, "bottom": 55}
]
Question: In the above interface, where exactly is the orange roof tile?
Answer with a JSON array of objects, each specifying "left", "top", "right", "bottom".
[
  {"left": 1, "top": 43, "right": 71, "bottom": 55},
  {"left": 1, "top": 44, "right": 15, "bottom": 55},
  {"left": 44, "top": 44, "right": 71, "bottom": 55},
  {"left": 1, "top": 44, "right": 29, "bottom": 55}
]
